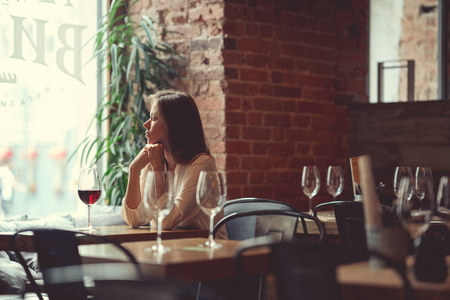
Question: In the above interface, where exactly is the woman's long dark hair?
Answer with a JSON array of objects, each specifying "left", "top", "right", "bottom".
[{"left": 148, "top": 90, "right": 210, "bottom": 164}]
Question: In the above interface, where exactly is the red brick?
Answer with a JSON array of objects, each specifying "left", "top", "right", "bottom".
[
  {"left": 240, "top": 69, "right": 269, "bottom": 82},
  {"left": 259, "top": 84, "right": 274, "bottom": 97},
  {"left": 223, "top": 20, "right": 245, "bottom": 36},
  {"left": 251, "top": 8, "right": 281, "bottom": 24},
  {"left": 226, "top": 96, "right": 242, "bottom": 110},
  {"left": 223, "top": 51, "right": 245, "bottom": 65},
  {"left": 226, "top": 125, "right": 241, "bottom": 139},
  {"left": 252, "top": 97, "right": 274, "bottom": 111},
  {"left": 242, "top": 127, "right": 271, "bottom": 140},
  {"left": 264, "top": 113, "right": 292, "bottom": 128},
  {"left": 246, "top": 54, "right": 268, "bottom": 67},
  {"left": 259, "top": 24, "right": 274, "bottom": 38},
  {"left": 226, "top": 111, "right": 247, "bottom": 124},
  {"left": 297, "top": 102, "right": 325, "bottom": 114},
  {"left": 237, "top": 38, "right": 270, "bottom": 53},
  {"left": 226, "top": 171, "right": 248, "bottom": 184},
  {"left": 226, "top": 155, "right": 241, "bottom": 170},
  {"left": 271, "top": 156, "right": 287, "bottom": 168},
  {"left": 267, "top": 142, "right": 295, "bottom": 156},
  {"left": 286, "top": 129, "right": 312, "bottom": 142},
  {"left": 250, "top": 171, "right": 265, "bottom": 184},
  {"left": 274, "top": 86, "right": 302, "bottom": 98},
  {"left": 271, "top": 128, "right": 285, "bottom": 141},
  {"left": 293, "top": 115, "right": 310, "bottom": 128},
  {"left": 252, "top": 142, "right": 268, "bottom": 155},
  {"left": 248, "top": 112, "right": 262, "bottom": 125},
  {"left": 227, "top": 81, "right": 259, "bottom": 96},
  {"left": 226, "top": 141, "right": 251, "bottom": 154},
  {"left": 245, "top": 23, "right": 259, "bottom": 36},
  {"left": 242, "top": 157, "right": 271, "bottom": 170}
]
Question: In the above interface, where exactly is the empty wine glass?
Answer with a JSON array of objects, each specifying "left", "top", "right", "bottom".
[
  {"left": 196, "top": 171, "right": 226, "bottom": 249},
  {"left": 396, "top": 176, "right": 430, "bottom": 238},
  {"left": 437, "top": 176, "right": 450, "bottom": 221},
  {"left": 78, "top": 167, "right": 101, "bottom": 231},
  {"left": 301, "top": 166, "right": 320, "bottom": 215},
  {"left": 326, "top": 166, "right": 344, "bottom": 200},
  {"left": 143, "top": 170, "right": 175, "bottom": 254},
  {"left": 393, "top": 167, "right": 414, "bottom": 199},
  {"left": 415, "top": 167, "right": 434, "bottom": 211}
]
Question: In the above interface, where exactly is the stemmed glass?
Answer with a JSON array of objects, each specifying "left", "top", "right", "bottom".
[
  {"left": 393, "top": 167, "right": 414, "bottom": 200},
  {"left": 143, "top": 170, "right": 175, "bottom": 254},
  {"left": 196, "top": 171, "right": 226, "bottom": 249},
  {"left": 77, "top": 167, "right": 101, "bottom": 231},
  {"left": 326, "top": 166, "right": 344, "bottom": 200},
  {"left": 302, "top": 166, "right": 320, "bottom": 215},
  {"left": 436, "top": 176, "right": 450, "bottom": 221},
  {"left": 415, "top": 167, "right": 433, "bottom": 211},
  {"left": 397, "top": 176, "right": 431, "bottom": 238}
]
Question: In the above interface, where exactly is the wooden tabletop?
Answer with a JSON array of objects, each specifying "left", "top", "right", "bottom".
[
  {"left": 80, "top": 237, "right": 270, "bottom": 282},
  {"left": 337, "top": 256, "right": 450, "bottom": 300},
  {"left": 298, "top": 211, "right": 339, "bottom": 236},
  {"left": 1, "top": 225, "right": 209, "bottom": 252}
]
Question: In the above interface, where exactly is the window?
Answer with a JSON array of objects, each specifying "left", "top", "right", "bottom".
[
  {"left": 370, "top": 0, "right": 443, "bottom": 103},
  {"left": 0, "top": 0, "right": 103, "bottom": 218}
]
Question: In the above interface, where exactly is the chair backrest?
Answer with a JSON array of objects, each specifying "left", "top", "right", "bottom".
[
  {"left": 314, "top": 201, "right": 366, "bottom": 249},
  {"left": 222, "top": 198, "right": 309, "bottom": 240},
  {"left": 11, "top": 228, "right": 143, "bottom": 300},
  {"left": 270, "top": 240, "right": 341, "bottom": 300},
  {"left": 214, "top": 209, "right": 324, "bottom": 243}
]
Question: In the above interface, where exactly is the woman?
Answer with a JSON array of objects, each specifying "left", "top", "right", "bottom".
[{"left": 121, "top": 90, "right": 227, "bottom": 239}]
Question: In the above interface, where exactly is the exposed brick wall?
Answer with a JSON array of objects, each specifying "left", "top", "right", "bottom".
[
  {"left": 222, "top": 0, "right": 368, "bottom": 211},
  {"left": 130, "top": 0, "right": 369, "bottom": 212}
]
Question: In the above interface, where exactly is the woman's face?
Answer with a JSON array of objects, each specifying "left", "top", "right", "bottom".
[{"left": 143, "top": 101, "right": 168, "bottom": 145}]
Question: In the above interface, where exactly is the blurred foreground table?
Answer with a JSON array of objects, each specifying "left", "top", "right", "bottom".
[
  {"left": 0, "top": 225, "right": 208, "bottom": 251},
  {"left": 337, "top": 256, "right": 450, "bottom": 300}
]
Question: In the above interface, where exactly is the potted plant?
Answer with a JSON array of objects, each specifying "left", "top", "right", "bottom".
[{"left": 70, "top": 0, "right": 182, "bottom": 205}]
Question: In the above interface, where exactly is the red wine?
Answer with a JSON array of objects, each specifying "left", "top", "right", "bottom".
[{"left": 78, "top": 190, "right": 101, "bottom": 205}]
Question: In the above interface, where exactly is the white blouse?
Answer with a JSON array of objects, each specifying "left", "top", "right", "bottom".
[{"left": 121, "top": 154, "right": 228, "bottom": 240}]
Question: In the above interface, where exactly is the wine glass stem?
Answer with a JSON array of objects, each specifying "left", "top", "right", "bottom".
[
  {"left": 208, "top": 214, "right": 215, "bottom": 245},
  {"left": 87, "top": 205, "right": 92, "bottom": 228},
  {"left": 157, "top": 216, "right": 163, "bottom": 249},
  {"left": 309, "top": 197, "right": 313, "bottom": 215}
]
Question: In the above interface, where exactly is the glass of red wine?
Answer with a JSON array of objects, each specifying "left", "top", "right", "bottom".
[{"left": 77, "top": 167, "right": 101, "bottom": 231}]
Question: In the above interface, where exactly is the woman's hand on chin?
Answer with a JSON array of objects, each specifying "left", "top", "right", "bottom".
[
  {"left": 147, "top": 143, "right": 165, "bottom": 171},
  {"left": 129, "top": 146, "right": 151, "bottom": 173}
]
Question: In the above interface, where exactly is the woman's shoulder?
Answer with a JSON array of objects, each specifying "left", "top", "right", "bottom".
[
  {"left": 179, "top": 153, "right": 216, "bottom": 171},
  {"left": 190, "top": 153, "right": 216, "bottom": 166}
]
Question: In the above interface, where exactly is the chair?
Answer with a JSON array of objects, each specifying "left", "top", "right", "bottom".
[
  {"left": 214, "top": 209, "right": 324, "bottom": 243},
  {"left": 314, "top": 201, "right": 368, "bottom": 263},
  {"left": 209, "top": 209, "right": 324, "bottom": 300},
  {"left": 10, "top": 228, "right": 143, "bottom": 300},
  {"left": 314, "top": 201, "right": 365, "bottom": 248},
  {"left": 222, "top": 198, "right": 309, "bottom": 238},
  {"left": 269, "top": 239, "right": 341, "bottom": 300}
]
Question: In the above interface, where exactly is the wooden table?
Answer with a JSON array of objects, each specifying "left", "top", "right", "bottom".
[
  {"left": 1, "top": 226, "right": 208, "bottom": 251},
  {"left": 298, "top": 211, "right": 339, "bottom": 237},
  {"left": 80, "top": 237, "right": 270, "bottom": 282},
  {"left": 337, "top": 256, "right": 450, "bottom": 300}
]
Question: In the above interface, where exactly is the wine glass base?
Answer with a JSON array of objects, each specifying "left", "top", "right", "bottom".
[
  {"left": 197, "top": 240, "right": 222, "bottom": 249},
  {"left": 145, "top": 244, "right": 171, "bottom": 254},
  {"left": 78, "top": 226, "right": 100, "bottom": 232}
]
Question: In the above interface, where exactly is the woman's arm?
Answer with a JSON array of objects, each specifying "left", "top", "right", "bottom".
[{"left": 121, "top": 145, "right": 162, "bottom": 228}]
